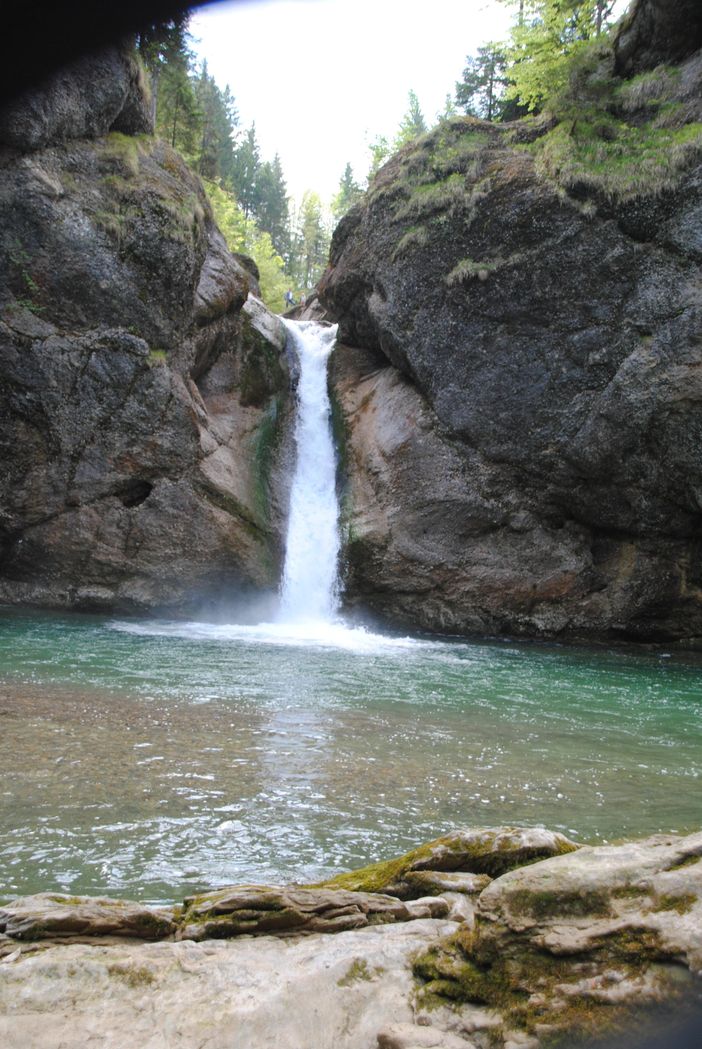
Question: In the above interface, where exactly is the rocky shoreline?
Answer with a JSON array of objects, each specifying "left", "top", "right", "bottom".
[{"left": 2, "top": 826, "right": 700, "bottom": 1048}]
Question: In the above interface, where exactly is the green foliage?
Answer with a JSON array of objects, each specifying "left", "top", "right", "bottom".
[
  {"left": 533, "top": 98, "right": 702, "bottom": 201},
  {"left": 367, "top": 134, "right": 392, "bottom": 180},
  {"left": 332, "top": 162, "right": 364, "bottom": 222},
  {"left": 231, "top": 123, "right": 261, "bottom": 220},
  {"left": 455, "top": 43, "right": 511, "bottom": 121},
  {"left": 437, "top": 94, "right": 458, "bottom": 122},
  {"left": 503, "top": 0, "right": 617, "bottom": 114},
  {"left": 255, "top": 154, "right": 290, "bottom": 258},
  {"left": 395, "top": 89, "right": 428, "bottom": 148},
  {"left": 204, "top": 180, "right": 288, "bottom": 312},
  {"left": 446, "top": 257, "right": 502, "bottom": 286},
  {"left": 391, "top": 226, "right": 429, "bottom": 262},
  {"left": 288, "top": 191, "right": 331, "bottom": 291},
  {"left": 651, "top": 894, "right": 696, "bottom": 915},
  {"left": 6, "top": 239, "right": 43, "bottom": 312},
  {"left": 138, "top": 16, "right": 301, "bottom": 303},
  {"left": 337, "top": 959, "right": 384, "bottom": 986},
  {"left": 614, "top": 65, "right": 682, "bottom": 112},
  {"left": 394, "top": 173, "right": 469, "bottom": 223}
]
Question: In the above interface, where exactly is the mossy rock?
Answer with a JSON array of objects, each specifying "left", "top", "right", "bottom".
[{"left": 315, "top": 827, "right": 579, "bottom": 897}]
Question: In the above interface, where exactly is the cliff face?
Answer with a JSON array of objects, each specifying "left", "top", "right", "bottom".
[
  {"left": 321, "top": 9, "right": 702, "bottom": 642},
  {"left": 0, "top": 47, "right": 292, "bottom": 615}
]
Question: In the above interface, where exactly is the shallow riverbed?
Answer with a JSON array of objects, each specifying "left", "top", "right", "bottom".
[{"left": 1, "top": 606, "right": 700, "bottom": 903}]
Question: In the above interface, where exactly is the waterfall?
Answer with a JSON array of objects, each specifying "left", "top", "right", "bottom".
[{"left": 278, "top": 320, "right": 341, "bottom": 624}]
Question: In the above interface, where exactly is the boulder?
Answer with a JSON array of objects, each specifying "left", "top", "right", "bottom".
[
  {"left": 475, "top": 830, "right": 702, "bottom": 967},
  {"left": 177, "top": 885, "right": 412, "bottom": 940},
  {"left": 0, "top": 918, "right": 458, "bottom": 1049},
  {"left": 403, "top": 872, "right": 492, "bottom": 897},
  {"left": 0, "top": 893, "right": 174, "bottom": 941},
  {"left": 614, "top": 0, "right": 702, "bottom": 75},
  {"left": 319, "top": 827, "right": 579, "bottom": 896}
]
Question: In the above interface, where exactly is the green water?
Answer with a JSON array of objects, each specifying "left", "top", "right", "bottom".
[{"left": 0, "top": 606, "right": 700, "bottom": 903}]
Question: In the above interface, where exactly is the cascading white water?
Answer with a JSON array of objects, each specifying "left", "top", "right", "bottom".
[
  {"left": 278, "top": 319, "right": 341, "bottom": 624},
  {"left": 112, "top": 318, "right": 416, "bottom": 651}
]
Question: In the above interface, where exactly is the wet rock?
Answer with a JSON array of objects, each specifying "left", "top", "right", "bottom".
[
  {"left": 320, "top": 827, "right": 579, "bottom": 896},
  {"left": 377, "top": 1022, "right": 477, "bottom": 1049},
  {"left": 0, "top": 893, "right": 175, "bottom": 941},
  {"left": 177, "top": 885, "right": 412, "bottom": 940}
]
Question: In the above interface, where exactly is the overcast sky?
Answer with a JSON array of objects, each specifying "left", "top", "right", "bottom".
[{"left": 190, "top": 0, "right": 514, "bottom": 205}]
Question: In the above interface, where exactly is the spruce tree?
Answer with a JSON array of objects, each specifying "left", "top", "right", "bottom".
[
  {"left": 395, "top": 90, "right": 427, "bottom": 148},
  {"left": 232, "top": 123, "right": 261, "bottom": 220},
  {"left": 332, "top": 163, "right": 363, "bottom": 221}
]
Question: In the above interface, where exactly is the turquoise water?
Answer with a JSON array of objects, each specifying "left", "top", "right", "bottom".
[{"left": 0, "top": 606, "right": 701, "bottom": 903}]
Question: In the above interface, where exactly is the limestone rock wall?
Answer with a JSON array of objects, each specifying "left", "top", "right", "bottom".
[{"left": 0, "top": 47, "right": 293, "bottom": 615}]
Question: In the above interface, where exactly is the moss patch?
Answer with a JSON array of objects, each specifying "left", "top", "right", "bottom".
[
  {"left": 508, "top": 888, "right": 613, "bottom": 921},
  {"left": 528, "top": 58, "right": 702, "bottom": 202},
  {"left": 314, "top": 830, "right": 578, "bottom": 894},
  {"left": 337, "top": 959, "right": 384, "bottom": 986},
  {"left": 107, "top": 963, "right": 156, "bottom": 988},
  {"left": 412, "top": 920, "right": 677, "bottom": 1044},
  {"left": 651, "top": 893, "right": 696, "bottom": 915},
  {"left": 666, "top": 854, "right": 701, "bottom": 872}
]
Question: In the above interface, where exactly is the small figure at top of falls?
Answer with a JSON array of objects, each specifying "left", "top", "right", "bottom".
[{"left": 278, "top": 320, "right": 340, "bottom": 625}]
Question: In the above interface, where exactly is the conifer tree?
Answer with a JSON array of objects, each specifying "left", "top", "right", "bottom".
[
  {"left": 290, "top": 192, "right": 329, "bottom": 290},
  {"left": 232, "top": 123, "right": 261, "bottom": 220},
  {"left": 367, "top": 134, "right": 391, "bottom": 180},
  {"left": 332, "top": 163, "right": 363, "bottom": 221},
  {"left": 437, "top": 94, "right": 458, "bottom": 122},
  {"left": 395, "top": 90, "right": 427, "bottom": 148},
  {"left": 455, "top": 44, "right": 509, "bottom": 121},
  {"left": 255, "top": 154, "right": 289, "bottom": 257}
]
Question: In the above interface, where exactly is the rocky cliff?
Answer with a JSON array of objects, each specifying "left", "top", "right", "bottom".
[
  {"left": 0, "top": 46, "right": 292, "bottom": 615},
  {"left": 321, "top": 1, "right": 702, "bottom": 643}
]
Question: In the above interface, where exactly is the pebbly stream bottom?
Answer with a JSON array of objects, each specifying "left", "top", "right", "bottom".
[{"left": 1, "top": 606, "right": 701, "bottom": 903}]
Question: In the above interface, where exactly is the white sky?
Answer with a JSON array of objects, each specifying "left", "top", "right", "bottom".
[{"left": 189, "top": 0, "right": 514, "bottom": 205}]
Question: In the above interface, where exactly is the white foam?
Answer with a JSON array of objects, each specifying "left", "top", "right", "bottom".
[{"left": 109, "top": 617, "right": 427, "bottom": 655}]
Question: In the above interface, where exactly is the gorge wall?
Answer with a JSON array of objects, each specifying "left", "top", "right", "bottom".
[
  {"left": 0, "top": 46, "right": 293, "bottom": 615},
  {"left": 321, "top": 3, "right": 702, "bottom": 644}
]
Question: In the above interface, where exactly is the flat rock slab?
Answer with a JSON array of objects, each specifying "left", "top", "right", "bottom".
[
  {"left": 178, "top": 885, "right": 413, "bottom": 940},
  {"left": 0, "top": 918, "right": 458, "bottom": 1049},
  {"left": 0, "top": 893, "right": 175, "bottom": 942}
]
